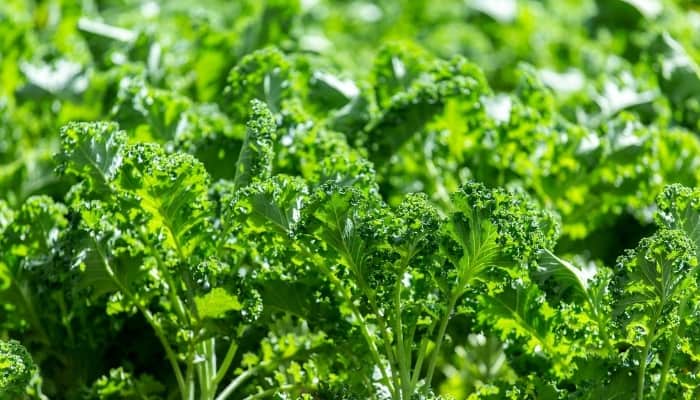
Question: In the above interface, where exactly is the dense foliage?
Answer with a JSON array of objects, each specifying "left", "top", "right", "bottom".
[{"left": 3, "top": 0, "right": 700, "bottom": 399}]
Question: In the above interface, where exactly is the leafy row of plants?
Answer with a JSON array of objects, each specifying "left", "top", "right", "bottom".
[{"left": 4, "top": 0, "right": 700, "bottom": 399}]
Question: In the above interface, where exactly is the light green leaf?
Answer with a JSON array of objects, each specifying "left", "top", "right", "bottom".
[
  {"left": 233, "top": 100, "right": 277, "bottom": 189},
  {"left": 57, "top": 121, "right": 127, "bottom": 191},
  {"left": 195, "top": 288, "right": 242, "bottom": 320}
]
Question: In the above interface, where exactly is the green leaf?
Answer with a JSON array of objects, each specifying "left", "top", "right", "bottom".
[
  {"left": 480, "top": 284, "right": 577, "bottom": 379},
  {"left": 1, "top": 195, "right": 67, "bottom": 268},
  {"left": 0, "top": 339, "right": 35, "bottom": 395},
  {"left": 84, "top": 367, "right": 164, "bottom": 400},
  {"left": 225, "top": 47, "right": 291, "bottom": 121},
  {"left": 233, "top": 100, "right": 278, "bottom": 189},
  {"left": 111, "top": 78, "right": 191, "bottom": 143},
  {"left": 369, "top": 41, "right": 434, "bottom": 109},
  {"left": 305, "top": 185, "right": 374, "bottom": 276},
  {"left": 616, "top": 229, "right": 696, "bottom": 313},
  {"left": 443, "top": 182, "right": 559, "bottom": 293},
  {"left": 57, "top": 121, "right": 127, "bottom": 191},
  {"left": 71, "top": 199, "right": 145, "bottom": 299},
  {"left": 653, "top": 33, "right": 700, "bottom": 108},
  {"left": 261, "top": 280, "right": 317, "bottom": 319},
  {"left": 234, "top": 175, "right": 309, "bottom": 236},
  {"left": 365, "top": 56, "right": 487, "bottom": 166},
  {"left": 656, "top": 184, "right": 700, "bottom": 258},
  {"left": 536, "top": 249, "right": 598, "bottom": 299},
  {"left": 194, "top": 287, "right": 242, "bottom": 320},
  {"left": 119, "top": 144, "right": 212, "bottom": 260}
]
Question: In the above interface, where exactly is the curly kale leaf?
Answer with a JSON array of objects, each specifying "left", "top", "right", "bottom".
[
  {"left": 656, "top": 183, "right": 700, "bottom": 256},
  {"left": 442, "top": 181, "right": 559, "bottom": 294},
  {"left": 57, "top": 121, "right": 127, "bottom": 193},
  {"left": 225, "top": 47, "right": 292, "bottom": 121},
  {"left": 233, "top": 100, "right": 278, "bottom": 189},
  {"left": 0, "top": 340, "right": 35, "bottom": 395},
  {"left": 614, "top": 228, "right": 698, "bottom": 399},
  {"left": 364, "top": 56, "right": 488, "bottom": 167}
]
